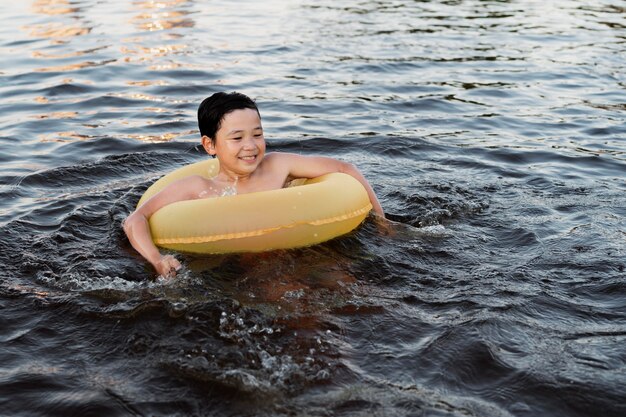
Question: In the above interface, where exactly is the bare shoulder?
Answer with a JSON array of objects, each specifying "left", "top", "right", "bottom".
[
  {"left": 263, "top": 151, "right": 295, "bottom": 163},
  {"left": 263, "top": 152, "right": 347, "bottom": 180},
  {"left": 262, "top": 152, "right": 307, "bottom": 169},
  {"left": 259, "top": 152, "right": 296, "bottom": 172},
  {"left": 136, "top": 174, "right": 209, "bottom": 216},
  {"left": 181, "top": 174, "right": 213, "bottom": 189},
  {"left": 163, "top": 174, "right": 209, "bottom": 196}
]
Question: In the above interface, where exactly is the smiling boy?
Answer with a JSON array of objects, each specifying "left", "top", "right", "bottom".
[{"left": 124, "top": 92, "right": 384, "bottom": 278}]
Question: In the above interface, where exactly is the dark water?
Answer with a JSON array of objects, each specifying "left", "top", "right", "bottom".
[{"left": 1, "top": 0, "right": 625, "bottom": 416}]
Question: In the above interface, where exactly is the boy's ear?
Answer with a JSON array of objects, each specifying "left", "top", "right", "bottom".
[{"left": 201, "top": 135, "right": 216, "bottom": 155}]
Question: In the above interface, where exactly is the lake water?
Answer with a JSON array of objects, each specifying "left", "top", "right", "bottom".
[{"left": 1, "top": 1, "right": 625, "bottom": 416}]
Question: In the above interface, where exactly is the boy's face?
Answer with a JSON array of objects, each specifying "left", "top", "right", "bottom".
[{"left": 203, "top": 108, "right": 265, "bottom": 177}]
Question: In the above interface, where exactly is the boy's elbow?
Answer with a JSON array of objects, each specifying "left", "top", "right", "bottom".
[
  {"left": 123, "top": 211, "right": 142, "bottom": 235},
  {"left": 338, "top": 161, "right": 357, "bottom": 174},
  {"left": 122, "top": 214, "right": 133, "bottom": 235}
]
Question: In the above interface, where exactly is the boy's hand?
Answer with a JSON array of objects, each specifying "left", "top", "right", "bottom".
[{"left": 154, "top": 254, "right": 181, "bottom": 278}]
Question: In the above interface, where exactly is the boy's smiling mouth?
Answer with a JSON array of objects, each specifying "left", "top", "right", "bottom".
[{"left": 239, "top": 154, "right": 258, "bottom": 161}]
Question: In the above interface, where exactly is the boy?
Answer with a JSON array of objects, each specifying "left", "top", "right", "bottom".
[{"left": 124, "top": 92, "right": 384, "bottom": 278}]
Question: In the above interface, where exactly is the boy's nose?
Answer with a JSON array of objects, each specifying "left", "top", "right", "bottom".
[{"left": 242, "top": 136, "right": 256, "bottom": 149}]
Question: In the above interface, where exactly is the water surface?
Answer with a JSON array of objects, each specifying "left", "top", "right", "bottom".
[{"left": 0, "top": 1, "right": 625, "bottom": 416}]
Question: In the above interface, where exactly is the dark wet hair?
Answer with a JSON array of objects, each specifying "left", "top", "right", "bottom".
[{"left": 197, "top": 92, "right": 260, "bottom": 141}]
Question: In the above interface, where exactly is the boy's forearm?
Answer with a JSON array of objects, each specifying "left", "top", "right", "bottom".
[
  {"left": 123, "top": 213, "right": 162, "bottom": 267},
  {"left": 368, "top": 192, "right": 384, "bottom": 217},
  {"left": 341, "top": 163, "right": 385, "bottom": 217},
  {"left": 364, "top": 185, "right": 384, "bottom": 217}
]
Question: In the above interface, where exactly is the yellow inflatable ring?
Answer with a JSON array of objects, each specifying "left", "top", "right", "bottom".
[{"left": 137, "top": 159, "right": 372, "bottom": 254}]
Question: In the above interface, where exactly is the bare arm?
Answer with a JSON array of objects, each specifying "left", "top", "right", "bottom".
[
  {"left": 124, "top": 176, "right": 205, "bottom": 277},
  {"left": 336, "top": 161, "right": 384, "bottom": 217},
  {"left": 271, "top": 153, "right": 384, "bottom": 217}
]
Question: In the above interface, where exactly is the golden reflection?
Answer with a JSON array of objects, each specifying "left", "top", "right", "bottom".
[
  {"left": 38, "top": 130, "right": 195, "bottom": 143},
  {"left": 32, "top": 46, "right": 109, "bottom": 59},
  {"left": 116, "top": 0, "right": 195, "bottom": 72},
  {"left": 119, "top": 1, "right": 195, "bottom": 67},
  {"left": 31, "top": 0, "right": 80, "bottom": 15},
  {"left": 34, "top": 59, "right": 116, "bottom": 73},
  {"left": 143, "top": 107, "right": 169, "bottom": 113},
  {"left": 27, "top": 0, "right": 91, "bottom": 45},
  {"left": 134, "top": 0, "right": 190, "bottom": 8},
  {"left": 32, "top": 111, "right": 78, "bottom": 119},
  {"left": 26, "top": 23, "right": 91, "bottom": 39},
  {"left": 111, "top": 92, "right": 164, "bottom": 102},
  {"left": 131, "top": 0, "right": 194, "bottom": 31},
  {"left": 120, "top": 44, "right": 188, "bottom": 57},
  {"left": 27, "top": 0, "right": 101, "bottom": 72},
  {"left": 125, "top": 132, "right": 190, "bottom": 142},
  {"left": 131, "top": 11, "right": 194, "bottom": 31},
  {"left": 120, "top": 42, "right": 189, "bottom": 63},
  {"left": 39, "top": 131, "right": 93, "bottom": 142},
  {"left": 126, "top": 80, "right": 169, "bottom": 87},
  {"left": 149, "top": 62, "right": 184, "bottom": 70}
]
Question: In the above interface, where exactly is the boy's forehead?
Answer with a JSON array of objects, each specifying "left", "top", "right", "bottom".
[{"left": 221, "top": 108, "right": 261, "bottom": 127}]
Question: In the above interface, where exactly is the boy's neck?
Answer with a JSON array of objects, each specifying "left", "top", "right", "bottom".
[{"left": 217, "top": 170, "right": 249, "bottom": 184}]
